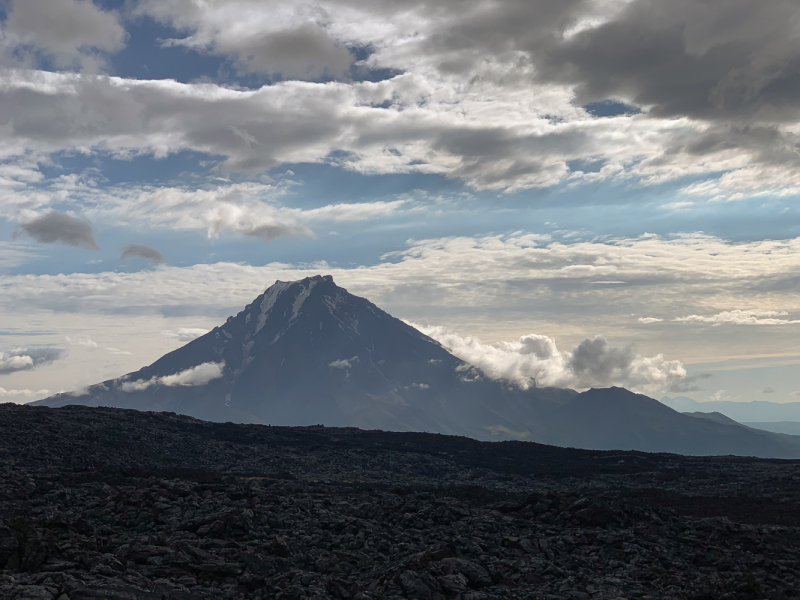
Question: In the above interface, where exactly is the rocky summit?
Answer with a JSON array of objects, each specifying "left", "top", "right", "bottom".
[
  {"left": 34, "top": 276, "right": 800, "bottom": 458},
  {"left": 2, "top": 403, "right": 800, "bottom": 600}
]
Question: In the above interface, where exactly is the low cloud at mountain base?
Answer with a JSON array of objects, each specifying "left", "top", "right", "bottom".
[{"left": 417, "top": 325, "right": 686, "bottom": 393}]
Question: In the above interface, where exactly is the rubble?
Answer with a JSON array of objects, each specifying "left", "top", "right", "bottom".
[{"left": 2, "top": 404, "right": 799, "bottom": 599}]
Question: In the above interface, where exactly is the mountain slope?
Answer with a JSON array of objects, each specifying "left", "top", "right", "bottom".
[
  {"left": 546, "top": 388, "right": 800, "bottom": 458},
  {"left": 37, "top": 275, "right": 572, "bottom": 439}
]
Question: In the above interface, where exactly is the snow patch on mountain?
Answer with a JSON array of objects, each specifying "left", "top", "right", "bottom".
[
  {"left": 256, "top": 281, "right": 291, "bottom": 333},
  {"left": 291, "top": 279, "right": 318, "bottom": 320}
]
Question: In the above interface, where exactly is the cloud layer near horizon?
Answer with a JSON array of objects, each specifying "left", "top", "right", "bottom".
[{"left": 1, "top": 233, "right": 797, "bottom": 323}]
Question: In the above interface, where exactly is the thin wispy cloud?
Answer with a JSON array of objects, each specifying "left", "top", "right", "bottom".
[
  {"left": 674, "top": 310, "right": 800, "bottom": 326},
  {"left": 162, "top": 329, "right": 210, "bottom": 343}
]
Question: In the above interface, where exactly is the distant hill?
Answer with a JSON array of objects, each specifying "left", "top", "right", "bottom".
[
  {"left": 540, "top": 388, "right": 800, "bottom": 458},
  {"left": 34, "top": 276, "right": 800, "bottom": 458},
  {"left": 743, "top": 422, "right": 800, "bottom": 436},
  {"left": 662, "top": 395, "right": 800, "bottom": 423}
]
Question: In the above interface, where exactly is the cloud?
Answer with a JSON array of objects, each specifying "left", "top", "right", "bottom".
[
  {"left": 300, "top": 200, "right": 408, "bottom": 223},
  {"left": 1, "top": 230, "right": 798, "bottom": 396},
  {"left": 0, "top": 347, "right": 64, "bottom": 374},
  {"left": 416, "top": 325, "right": 686, "bottom": 392},
  {"left": 0, "top": 387, "right": 50, "bottom": 401},
  {"left": 148, "top": 0, "right": 354, "bottom": 80},
  {"left": 182, "top": 22, "right": 353, "bottom": 80},
  {"left": 119, "top": 361, "right": 225, "bottom": 392},
  {"left": 763, "top": 386, "right": 776, "bottom": 394},
  {"left": 13, "top": 211, "right": 98, "bottom": 250},
  {"left": 0, "top": 242, "right": 44, "bottom": 270},
  {"left": 0, "top": 233, "right": 798, "bottom": 330},
  {"left": 66, "top": 336, "right": 98, "bottom": 349},
  {"left": 709, "top": 390, "right": 731, "bottom": 402},
  {"left": 121, "top": 244, "right": 167, "bottom": 264},
  {"left": 2, "top": 0, "right": 127, "bottom": 71},
  {"left": 0, "top": 61, "right": 788, "bottom": 198},
  {"left": 667, "top": 373, "right": 712, "bottom": 393},
  {"left": 76, "top": 0, "right": 794, "bottom": 196},
  {"left": 675, "top": 310, "right": 800, "bottom": 326},
  {"left": 329, "top": 356, "right": 359, "bottom": 369},
  {"left": 162, "top": 328, "right": 210, "bottom": 343},
  {"left": 48, "top": 182, "right": 404, "bottom": 241},
  {"left": 106, "top": 347, "right": 132, "bottom": 356},
  {"left": 533, "top": 0, "right": 800, "bottom": 123},
  {"left": 638, "top": 317, "right": 663, "bottom": 324},
  {"left": 161, "top": 362, "right": 225, "bottom": 386}
]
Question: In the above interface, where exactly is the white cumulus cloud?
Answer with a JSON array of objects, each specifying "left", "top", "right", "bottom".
[
  {"left": 417, "top": 325, "right": 686, "bottom": 393},
  {"left": 0, "top": 347, "right": 64, "bottom": 374}
]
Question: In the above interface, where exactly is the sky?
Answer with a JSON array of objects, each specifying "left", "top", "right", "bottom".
[{"left": 0, "top": 0, "right": 799, "bottom": 406}]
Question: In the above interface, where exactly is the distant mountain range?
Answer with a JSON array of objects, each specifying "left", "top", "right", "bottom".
[{"left": 35, "top": 276, "right": 800, "bottom": 458}]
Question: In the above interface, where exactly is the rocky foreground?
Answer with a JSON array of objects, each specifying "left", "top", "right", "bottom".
[{"left": 1, "top": 404, "right": 800, "bottom": 600}]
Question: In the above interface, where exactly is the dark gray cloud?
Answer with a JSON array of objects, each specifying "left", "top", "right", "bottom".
[
  {"left": 121, "top": 244, "right": 166, "bottom": 264},
  {"left": 418, "top": 0, "right": 800, "bottom": 124},
  {"left": 14, "top": 212, "right": 98, "bottom": 250},
  {"left": 0, "top": 347, "right": 65, "bottom": 375},
  {"left": 667, "top": 373, "right": 713, "bottom": 394},
  {"left": 532, "top": 0, "right": 800, "bottom": 123},
  {"left": 567, "top": 335, "right": 639, "bottom": 386},
  {"left": 2, "top": 0, "right": 791, "bottom": 196},
  {"left": 4, "top": 0, "right": 127, "bottom": 70},
  {"left": 763, "top": 386, "right": 777, "bottom": 394},
  {"left": 230, "top": 24, "right": 354, "bottom": 79},
  {"left": 244, "top": 223, "right": 314, "bottom": 242}
]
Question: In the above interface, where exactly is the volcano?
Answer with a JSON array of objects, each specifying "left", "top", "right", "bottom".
[{"left": 37, "top": 275, "right": 572, "bottom": 439}]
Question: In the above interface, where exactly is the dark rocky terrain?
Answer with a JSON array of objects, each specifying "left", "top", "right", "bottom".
[{"left": 3, "top": 404, "right": 800, "bottom": 600}]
